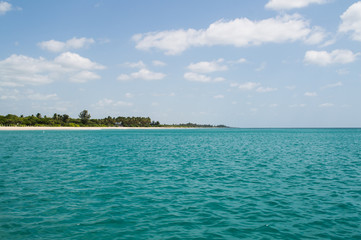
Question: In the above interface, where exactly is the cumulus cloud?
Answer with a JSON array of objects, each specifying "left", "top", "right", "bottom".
[
  {"left": 184, "top": 72, "right": 210, "bottom": 82},
  {"left": 304, "top": 49, "right": 358, "bottom": 66},
  {"left": 228, "top": 58, "right": 248, "bottom": 65},
  {"left": 321, "top": 81, "right": 343, "bottom": 89},
  {"left": 94, "top": 98, "right": 133, "bottom": 107},
  {"left": 339, "top": 2, "right": 361, "bottom": 41},
  {"left": 54, "top": 52, "right": 104, "bottom": 70},
  {"left": 256, "top": 87, "right": 278, "bottom": 93},
  {"left": 0, "top": 55, "right": 57, "bottom": 86},
  {"left": 125, "top": 93, "right": 134, "bottom": 98},
  {"left": 0, "top": 52, "right": 104, "bottom": 86},
  {"left": 0, "top": 1, "right": 11, "bottom": 15},
  {"left": 236, "top": 58, "right": 247, "bottom": 64},
  {"left": 255, "top": 62, "right": 267, "bottom": 72},
  {"left": 290, "top": 104, "right": 306, "bottom": 108},
  {"left": 69, "top": 71, "right": 101, "bottom": 83},
  {"left": 286, "top": 86, "right": 296, "bottom": 90},
  {"left": 124, "top": 60, "right": 166, "bottom": 69},
  {"left": 0, "top": 88, "right": 19, "bottom": 100},
  {"left": 123, "top": 61, "right": 146, "bottom": 68},
  {"left": 187, "top": 59, "right": 228, "bottom": 73},
  {"left": 152, "top": 60, "right": 166, "bottom": 67},
  {"left": 213, "top": 94, "right": 224, "bottom": 99},
  {"left": 117, "top": 68, "right": 166, "bottom": 81},
  {"left": 319, "top": 103, "right": 334, "bottom": 107},
  {"left": 237, "top": 82, "right": 261, "bottom": 90},
  {"left": 231, "top": 82, "right": 277, "bottom": 93},
  {"left": 38, "top": 37, "right": 95, "bottom": 52},
  {"left": 184, "top": 72, "right": 225, "bottom": 83},
  {"left": 133, "top": 14, "right": 325, "bottom": 55},
  {"left": 28, "top": 93, "right": 58, "bottom": 101},
  {"left": 304, "top": 91, "right": 318, "bottom": 96},
  {"left": 265, "top": 0, "right": 327, "bottom": 11}
]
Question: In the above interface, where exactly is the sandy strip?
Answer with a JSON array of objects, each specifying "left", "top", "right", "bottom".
[{"left": 0, "top": 126, "right": 184, "bottom": 131}]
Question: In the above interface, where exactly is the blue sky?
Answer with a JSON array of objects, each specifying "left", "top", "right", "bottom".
[{"left": 0, "top": 0, "right": 360, "bottom": 127}]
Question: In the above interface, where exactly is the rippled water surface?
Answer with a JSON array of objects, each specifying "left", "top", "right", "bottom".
[{"left": 1, "top": 128, "right": 361, "bottom": 239}]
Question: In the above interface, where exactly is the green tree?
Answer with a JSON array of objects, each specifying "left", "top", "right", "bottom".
[
  {"left": 79, "top": 110, "right": 91, "bottom": 124},
  {"left": 62, "top": 114, "right": 69, "bottom": 123}
]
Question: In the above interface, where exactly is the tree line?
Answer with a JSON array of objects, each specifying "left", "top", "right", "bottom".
[
  {"left": 0, "top": 110, "right": 159, "bottom": 127},
  {"left": 0, "top": 110, "right": 228, "bottom": 128}
]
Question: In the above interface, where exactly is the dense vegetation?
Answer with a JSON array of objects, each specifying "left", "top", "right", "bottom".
[{"left": 0, "top": 110, "right": 227, "bottom": 128}]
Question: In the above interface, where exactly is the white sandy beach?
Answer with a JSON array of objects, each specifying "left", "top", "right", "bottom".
[{"left": 0, "top": 126, "right": 183, "bottom": 131}]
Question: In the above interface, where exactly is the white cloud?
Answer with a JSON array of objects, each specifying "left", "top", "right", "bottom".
[
  {"left": 236, "top": 58, "right": 247, "bottom": 64},
  {"left": 117, "top": 74, "right": 131, "bottom": 81},
  {"left": 152, "top": 60, "right": 166, "bottom": 67},
  {"left": 0, "top": 1, "right": 11, "bottom": 15},
  {"left": 125, "top": 93, "right": 134, "bottom": 98},
  {"left": 265, "top": 0, "right": 327, "bottom": 11},
  {"left": 38, "top": 37, "right": 95, "bottom": 52},
  {"left": 131, "top": 69, "right": 165, "bottom": 80},
  {"left": 286, "top": 86, "right": 296, "bottom": 90},
  {"left": 213, "top": 77, "right": 226, "bottom": 82},
  {"left": 237, "top": 82, "right": 261, "bottom": 90},
  {"left": 117, "top": 68, "right": 166, "bottom": 81},
  {"left": 28, "top": 93, "right": 58, "bottom": 101},
  {"left": 304, "top": 49, "right": 358, "bottom": 66},
  {"left": 187, "top": 59, "right": 228, "bottom": 73},
  {"left": 228, "top": 58, "right": 247, "bottom": 65},
  {"left": 321, "top": 81, "right": 343, "bottom": 89},
  {"left": 54, "top": 52, "right": 104, "bottom": 70},
  {"left": 69, "top": 71, "right": 101, "bottom": 83},
  {"left": 304, "top": 91, "right": 318, "bottom": 96},
  {"left": 152, "top": 92, "right": 176, "bottom": 97},
  {"left": 94, "top": 98, "right": 133, "bottom": 107},
  {"left": 39, "top": 40, "right": 65, "bottom": 53},
  {"left": 0, "top": 88, "right": 19, "bottom": 100},
  {"left": 339, "top": 2, "right": 361, "bottom": 41},
  {"left": 113, "top": 101, "right": 133, "bottom": 107},
  {"left": 304, "top": 27, "right": 327, "bottom": 45},
  {"left": 151, "top": 102, "right": 159, "bottom": 107},
  {"left": 255, "top": 62, "right": 267, "bottom": 72},
  {"left": 184, "top": 72, "right": 211, "bottom": 82},
  {"left": 231, "top": 82, "right": 277, "bottom": 93},
  {"left": 124, "top": 61, "right": 146, "bottom": 68},
  {"left": 184, "top": 72, "right": 225, "bottom": 83},
  {"left": 66, "top": 37, "right": 94, "bottom": 49},
  {"left": 213, "top": 94, "right": 224, "bottom": 99},
  {"left": 0, "top": 95, "right": 16, "bottom": 100},
  {"left": 290, "top": 104, "right": 306, "bottom": 108},
  {"left": 0, "top": 53, "right": 104, "bottom": 86},
  {"left": 134, "top": 14, "right": 325, "bottom": 55},
  {"left": 319, "top": 103, "right": 334, "bottom": 107},
  {"left": 336, "top": 69, "right": 349, "bottom": 75},
  {"left": 256, "top": 87, "right": 278, "bottom": 93},
  {"left": 0, "top": 55, "right": 57, "bottom": 86}
]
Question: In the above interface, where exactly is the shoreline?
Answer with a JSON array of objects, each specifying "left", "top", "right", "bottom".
[{"left": 0, "top": 126, "right": 192, "bottom": 131}]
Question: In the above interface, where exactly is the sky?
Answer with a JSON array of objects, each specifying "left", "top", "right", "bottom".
[{"left": 0, "top": 0, "right": 361, "bottom": 127}]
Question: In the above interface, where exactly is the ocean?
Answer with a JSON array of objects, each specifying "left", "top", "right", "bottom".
[{"left": 1, "top": 128, "right": 361, "bottom": 239}]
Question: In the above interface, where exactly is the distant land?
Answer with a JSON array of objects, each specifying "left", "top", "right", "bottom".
[{"left": 0, "top": 110, "right": 228, "bottom": 128}]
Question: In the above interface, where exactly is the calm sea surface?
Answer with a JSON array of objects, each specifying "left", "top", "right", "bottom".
[{"left": 1, "top": 128, "right": 361, "bottom": 239}]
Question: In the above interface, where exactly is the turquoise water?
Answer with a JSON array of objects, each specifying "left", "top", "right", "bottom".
[{"left": 1, "top": 129, "right": 361, "bottom": 239}]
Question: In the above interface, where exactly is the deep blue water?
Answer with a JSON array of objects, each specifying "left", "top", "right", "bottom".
[{"left": 1, "top": 128, "right": 361, "bottom": 239}]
